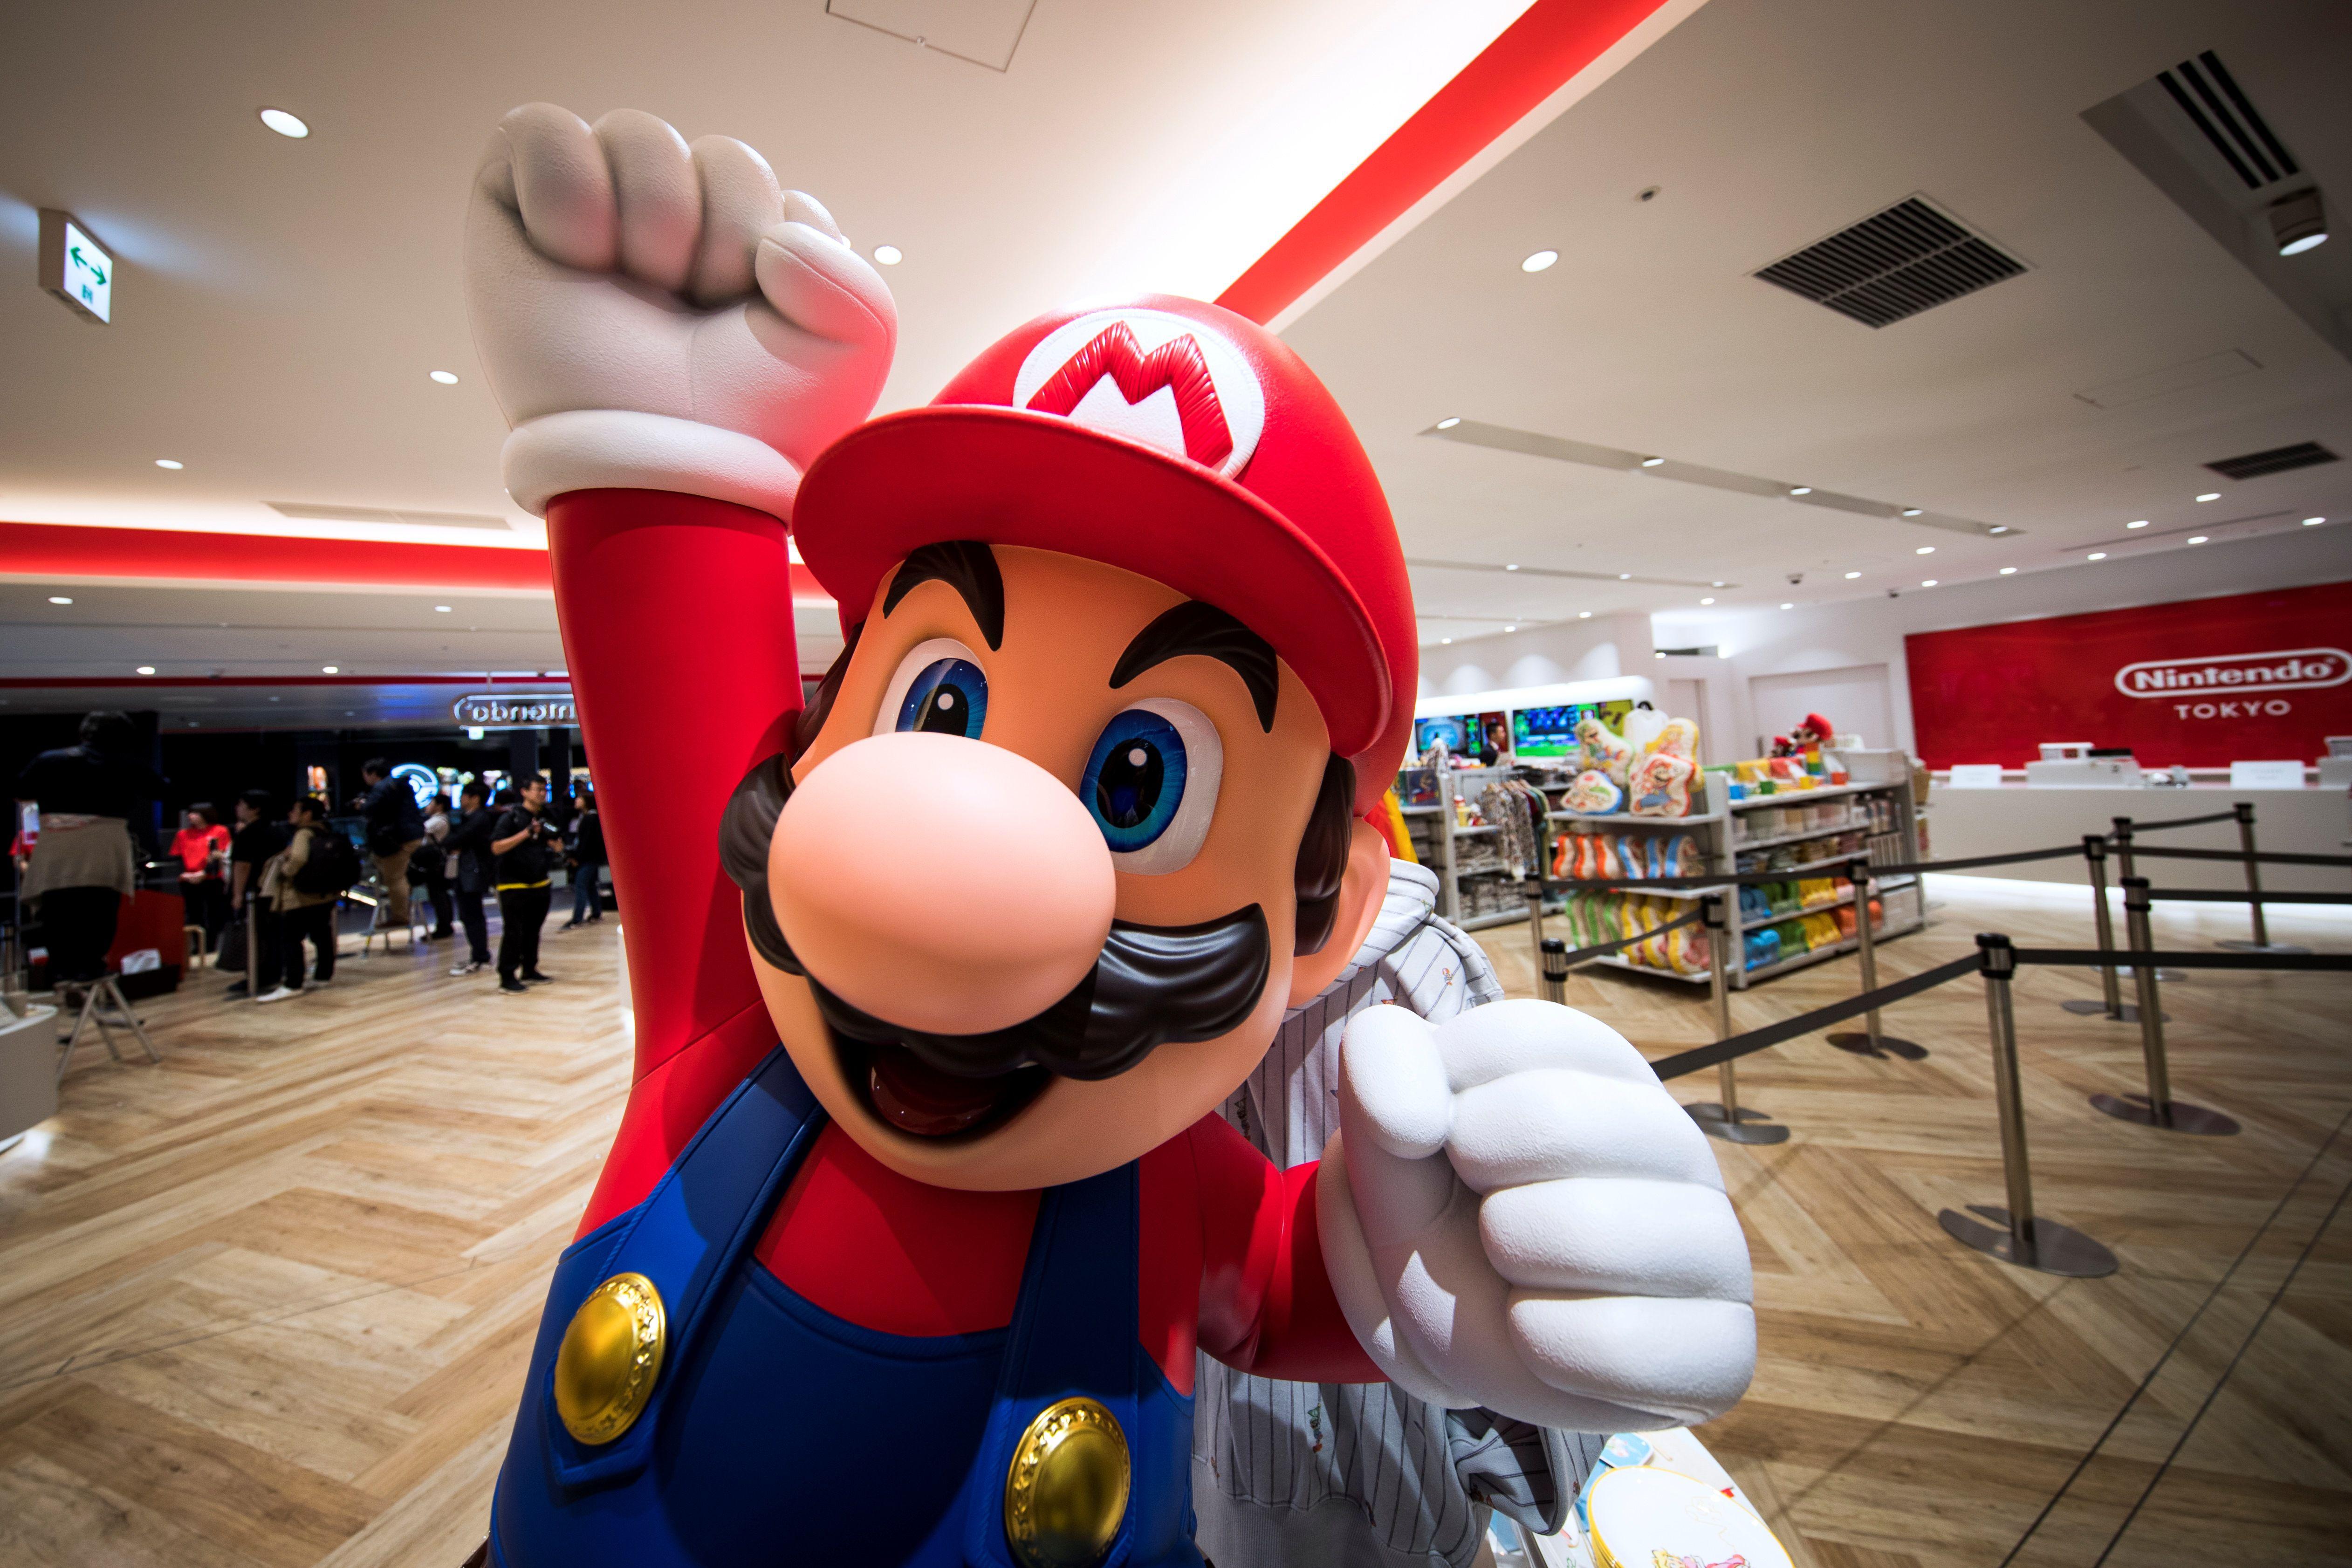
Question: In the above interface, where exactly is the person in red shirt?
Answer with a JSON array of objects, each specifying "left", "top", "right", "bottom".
[
  {"left": 464, "top": 106, "right": 1752, "bottom": 1568},
  {"left": 169, "top": 803, "right": 231, "bottom": 945}
]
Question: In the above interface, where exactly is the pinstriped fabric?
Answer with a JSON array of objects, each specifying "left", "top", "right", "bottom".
[{"left": 1193, "top": 861, "right": 1579, "bottom": 1568}]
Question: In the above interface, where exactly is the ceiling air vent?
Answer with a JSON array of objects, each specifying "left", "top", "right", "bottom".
[
  {"left": 1754, "top": 197, "right": 2025, "bottom": 329},
  {"left": 2156, "top": 52, "right": 2299, "bottom": 192},
  {"left": 2202, "top": 441, "right": 2338, "bottom": 482}
]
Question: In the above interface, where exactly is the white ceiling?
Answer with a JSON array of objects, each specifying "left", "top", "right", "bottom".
[{"left": 1284, "top": 0, "right": 2352, "bottom": 645}]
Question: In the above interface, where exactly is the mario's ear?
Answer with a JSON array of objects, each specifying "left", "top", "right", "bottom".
[{"left": 1286, "top": 820, "right": 1389, "bottom": 1006}]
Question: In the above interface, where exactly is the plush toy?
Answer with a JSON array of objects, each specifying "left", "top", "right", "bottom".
[
  {"left": 1769, "top": 711, "right": 1834, "bottom": 760},
  {"left": 1563, "top": 767, "right": 1623, "bottom": 815},
  {"left": 1627, "top": 749, "right": 1697, "bottom": 817},
  {"left": 1647, "top": 716, "right": 1700, "bottom": 762},
  {"left": 1575, "top": 714, "right": 1635, "bottom": 785},
  {"left": 463, "top": 104, "right": 1752, "bottom": 1568}
]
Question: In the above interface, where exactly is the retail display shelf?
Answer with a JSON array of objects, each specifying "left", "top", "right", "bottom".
[
  {"left": 1726, "top": 780, "right": 1901, "bottom": 810},
  {"left": 1549, "top": 809, "right": 1726, "bottom": 827},
  {"left": 1399, "top": 804, "right": 1443, "bottom": 815},
  {"left": 1580, "top": 953, "right": 1712, "bottom": 985},
  {"left": 1742, "top": 850, "right": 1878, "bottom": 879},
  {"left": 1454, "top": 824, "right": 1499, "bottom": 835},
  {"left": 1730, "top": 821, "right": 1873, "bottom": 852},
  {"left": 1740, "top": 919, "right": 1923, "bottom": 982}
]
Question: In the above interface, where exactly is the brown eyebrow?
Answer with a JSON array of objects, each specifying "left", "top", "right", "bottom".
[
  {"left": 1109, "top": 602, "right": 1277, "bottom": 732},
  {"left": 881, "top": 541, "right": 1004, "bottom": 650}
]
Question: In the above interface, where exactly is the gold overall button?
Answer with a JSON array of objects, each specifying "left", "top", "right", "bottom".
[
  {"left": 552, "top": 1272, "right": 666, "bottom": 1445},
  {"left": 1003, "top": 1396, "right": 1130, "bottom": 1568}
]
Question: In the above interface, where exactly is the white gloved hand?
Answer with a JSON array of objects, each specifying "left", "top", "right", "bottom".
[
  {"left": 1319, "top": 999, "right": 1755, "bottom": 1431},
  {"left": 464, "top": 103, "right": 897, "bottom": 519}
]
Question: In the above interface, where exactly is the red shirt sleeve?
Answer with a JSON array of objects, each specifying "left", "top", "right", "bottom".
[
  {"left": 548, "top": 488, "right": 806, "bottom": 1232},
  {"left": 1180, "top": 1115, "right": 1383, "bottom": 1385}
]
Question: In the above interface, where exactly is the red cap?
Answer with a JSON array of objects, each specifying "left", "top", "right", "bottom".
[{"left": 793, "top": 295, "right": 1414, "bottom": 813}]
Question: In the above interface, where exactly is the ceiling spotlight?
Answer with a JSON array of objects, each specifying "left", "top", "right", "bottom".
[
  {"left": 873, "top": 244, "right": 903, "bottom": 266},
  {"left": 155, "top": 459, "right": 184, "bottom": 470},
  {"left": 1640, "top": 456, "right": 1665, "bottom": 468},
  {"left": 1920, "top": 579, "right": 1938, "bottom": 587},
  {"left": 1900, "top": 507, "right": 1923, "bottom": 517},
  {"left": 1789, "top": 486, "right": 1811, "bottom": 496},
  {"left": 1436, "top": 417, "right": 1461, "bottom": 430},
  {"left": 1915, "top": 546, "right": 1935, "bottom": 555},
  {"left": 2269, "top": 189, "right": 2329, "bottom": 256},
  {"left": 1503, "top": 624, "right": 1516, "bottom": 633},
  {"left": 1779, "top": 602, "right": 1794, "bottom": 610},
  {"left": 1578, "top": 611, "right": 1591, "bottom": 619},
  {"left": 2196, "top": 492, "right": 2220, "bottom": 502},
  {"left": 1711, "top": 581, "right": 1726, "bottom": 588},
  {"left": 2126, "top": 519, "right": 2148, "bottom": 529},
  {"left": 48, "top": 596, "right": 72, "bottom": 605},
  {"left": 430, "top": 370, "right": 459, "bottom": 385},
  {"left": 434, "top": 604, "right": 452, "bottom": 612},
  {"left": 2304, "top": 516, "right": 2325, "bottom": 526},
  {"left": 1521, "top": 249, "right": 1559, "bottom": 273},
  {"left": 1439, "top": 637, "right": 1453, "bottom": 645},
  {"left": 1503, "top": 562, "right": 1519, "bottom": 571},
  {"left": 322, "top": 664, "right": 339, "bottom": 673},
  {"left": 1999, "top": 566, "right": 2017, "bottom": 575},
  {"left": 1618, "top": 572, "right": 1632, "bottom": 580},
  {"left": 2187, "top": 535, "right": 2208, "bottom": 544},
  {"left": 136, "top": 665, "right": 155, "bottom": 675},
  {"left": 258, "top": 108, "right": 310, "bottom": 138},
  {"left": 1700, "top": 596, "right": 1715, "bottom": 605},
  {"left": 1988, "top": 525, "right": 2010, "bottom": 534},
  {"left": 2086, "top": 552, "right": 2106, "bottom": 561},
  {"left": 1844, "top": 571, "right": 1861, "bottom": 579}
]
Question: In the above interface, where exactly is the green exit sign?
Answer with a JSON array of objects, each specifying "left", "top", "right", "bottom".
[{"left": 39, "top": 209, "right": 112, "bottom": 323}]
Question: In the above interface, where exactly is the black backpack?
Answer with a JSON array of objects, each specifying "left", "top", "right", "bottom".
[{"left": 294, "top": 827, "right": 363, "bottom": 896}]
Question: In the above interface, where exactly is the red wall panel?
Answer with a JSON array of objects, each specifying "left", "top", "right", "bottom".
[{"left": 1904, "top": 579, "right": 2352, "bottom": 768}]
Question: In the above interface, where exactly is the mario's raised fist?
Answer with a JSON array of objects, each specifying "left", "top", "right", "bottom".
[
  {"left": 1321, "top": 999, "right": 1756, "bottom": 1431},
  {"left": 464, "top": 103, "right": 896, "bottom": 520}
]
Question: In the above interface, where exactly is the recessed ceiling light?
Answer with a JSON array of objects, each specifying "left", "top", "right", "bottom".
[
  {"left": 1503, "top": 625, "right": 1516, "bottom": 632},
  {"left": 1900, "top": 507, "right": 1923, "bottom": 518},
  {"left": 2126, "top": 519, "right": 2148, "bottom": 529},
  {"left": 1618, "top": 572, "right": 1632, "bottom": 580},
  {"left": 48, "top": 596, "right": 72, "bottom": 605},
  {"left": 1436, "top": 417, "right": 1461, "bottom": 430},
  {"left": 1789, "top": 486, "right": 1812, "bottom": 496},
  {"left": 430, "top": 370, "right": 459, "bottom": 385},
  {"left": 1521, "top": 249, "right": 1559, "bottom": 273},
  {"left": 1439, "top": 637, "right": 1452, "bottom": 644},
  {"left": 434, "top": 604, "right": 452, "bottom": 612},
  {"left": 1640, "top": 456, "right": 1665, "bottom": 468},
  {"left": 322, "top": 664, "right": 339, "bottom": 673},
  {"left": 2196, "top": 492, "right": 2220, "bottom": 502},
  {"left": 1780, "top": 602, "right": 1794, "bottom": 610},
  {"left": 1999, "top": 566, "right": 2017, "bottom": 575},
  {"left": 258, "top": 107, "right": 309, "bottom": 138},
  {"left": 1578, "top": 611, "right": 1591, "bottom": 619},
  {"left": 1844, "top": 571, "right": 1861, "bottom": 579},
  {"left": 873, "top": 244, "right": 903, "bottom": 266},
  {"left": 1920, "top": 579, "right": 1938, "bottom": 587},
  {"left": 1711, "top": 581, "right": 1725, "bottom": 588},
  {"left": 2187, "top": 534, "right": 2208, "bottom": 544},
  {"left": 1700, "top": 597, "right": 1714, "bottom": 605},
  {"left": 1988, "top": 525, "right": 2010, "bottom": 534},
  {"left": 136, "top": 665, "right": 155, "bottom": 675},
  {"left": 155, "top": 459, "right": 183, "bottom": 470},
  {"left": 1915, "top": 546, "right": 1934, "bottom": 555},
  {"left": 2304, "top": 516, "right": 2325, "bottom": 526},
  {"left": 2269, "top": 190, "right": 2328, "bottom": 256},
  {"left": 1503, "top": 562, "right": 1518, "bottom": 570},
  {"left": 2086, "top": 552, "right": 2106, "bottom": 561}
]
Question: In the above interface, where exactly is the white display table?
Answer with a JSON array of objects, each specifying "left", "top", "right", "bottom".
[
  {"left": 1927, "top": 784, "right": 2350, "bottom": 893},
  {"left": 0, "top": 1005, "right": 61, "bottom": 1152}
]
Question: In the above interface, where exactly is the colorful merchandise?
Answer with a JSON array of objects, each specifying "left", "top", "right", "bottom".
[
  {"left": 1620, "top": 701, "right": 1667, "bottom": 757},
  {"left": 464, "top": 103, "right": 1753, "bottom": 1567},
  {"left": 1627, "top": 749, "right": 1697, "bottom": 818},
  {"left": 1743, "top": 929, "right": 1782, "bottom": 971},
  {"left": 1576, "top": 713, "right": 1636, "bottom": 785},
  {"left": 1565, "top": 767, "right": 1625, "bottom": 815},
  {"left": 1584, "top": 1465, "right": 1791, "bottom": 1568}
]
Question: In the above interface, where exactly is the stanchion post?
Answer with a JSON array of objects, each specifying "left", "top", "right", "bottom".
[
  {"left": 1686, "top": 893, "right": 1788, "bottom": 1145},
  {"left": 1539, "top": 937, "right": 1567, "bottom": 1005},
  {"left": 2216, "top": 801, "right": 2310, "bottom": 954},
  {"left": 1935, "top": 934, "right": 2117, "bottom": 1277},
  {"left": 244, "top": 897, "right": 259, "bottom": 1001},
  {"left": 2089, "top": 877, "right": 2239, "bottom": 1136},
  {"left": 1827, "top": 857, "right": 1926, "bottom": 1060},
  {"left": 2112, "top": 816, "right": 2135, "bottom": 882},
  {"left": 2060, "top": 835, "right": 2130, "bottom": 1020},
  {"left": 1524, "top": 882, "right": 1548, "bottom": 976}
]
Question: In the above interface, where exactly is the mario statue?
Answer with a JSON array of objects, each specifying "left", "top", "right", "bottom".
[{"left": 463, "top": 105, "right": 1755, "bottom": 1567}]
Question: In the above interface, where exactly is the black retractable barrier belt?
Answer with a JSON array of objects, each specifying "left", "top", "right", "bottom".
[
  {"left": 2010, "top": 947, "right": 2352, "bottom": 971},
  {"left": 1553, "top": 839, "right": 2084, "bottom": 891},
  {"left": 1646, "top": 954, "right": 1980, "bottom": 1081},
  {"left": 2141, "top": 888, "right": 2352, "bottom": 905},
  {"left": 1544, "top": 904, "right": 1707, "bottom": 967},
  {"left": 2112, "top": 808, "right": 2241, "bottom": 832},
  {"left": 2125, "top": 845, "right": 2352, "bottom": 867}
]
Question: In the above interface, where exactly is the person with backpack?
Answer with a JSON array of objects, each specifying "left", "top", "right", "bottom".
[
  {"left": 259, "top": 795, "right": 354, "bottom": 1000},
  {"left": 356, "top": 758, "right": 427, "bottom": 931}
]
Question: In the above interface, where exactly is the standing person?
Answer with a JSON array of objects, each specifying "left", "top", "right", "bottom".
[
  {"left": 558, "top": 781, "right": 605, "bottom": 930},
  {"left": 489, "top": 775, "right": 555, "bottom": 993},
  {"left": 443, "top": 781, "right": 498, "bottom": 976},
  {"left": 412, "top": 790, "right": 457, "bottom": 940},
  {"left": 355, "top": 758, "right": 426, "bottom": 931},
  {"left": 225, "top": 789, "right": 287, "bottom": 999},
  {"left": 259, "top": 796, "right": 342, "bottom": 1002},
  {"left": 170, "top": 802, "right": 232, "bottom": 945},
  {"left": 12, "top": 711, "right": 165, "bottom": 1003}
]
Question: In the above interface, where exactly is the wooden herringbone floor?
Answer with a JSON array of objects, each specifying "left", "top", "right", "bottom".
[{"left": 1, "top": 878, "right": 2346, "bottom": 1565}]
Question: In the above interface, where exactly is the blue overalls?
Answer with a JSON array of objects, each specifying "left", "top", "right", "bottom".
[{"left": 488, "top": 1046, "right": 1203, "bottom": 1566}]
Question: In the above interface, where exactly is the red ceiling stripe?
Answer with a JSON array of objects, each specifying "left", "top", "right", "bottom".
[{"left": 1215, "top": 0, "right": 1670, "bottom": 325}]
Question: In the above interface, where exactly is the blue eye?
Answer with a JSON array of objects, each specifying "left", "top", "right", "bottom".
[
  {"left": 896, "top": 658, "right": 988, "bottom": 739},
  {"left": 1081, "top": 709, "right": 1189, "bottom": 852}
]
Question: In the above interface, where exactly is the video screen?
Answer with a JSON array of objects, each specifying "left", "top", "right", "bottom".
[
  {"left": 1512, "top": 705, "right": 1581, "bottom": 757},
  {"left": 1415, "top": 715, "right": 1473, "bottom": 754}
]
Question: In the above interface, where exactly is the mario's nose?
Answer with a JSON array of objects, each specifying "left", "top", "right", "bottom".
[{"left": 768, "top": 731, "right": 1117, "bottom": 1036}]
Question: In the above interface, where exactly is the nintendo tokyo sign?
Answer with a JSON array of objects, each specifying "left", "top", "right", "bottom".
[
  {"left": 2114, "top": 648, "right": 2350, "bottom": 699},
  {"left": 452, "top": 692, "right": 575, "bottom": 730}
]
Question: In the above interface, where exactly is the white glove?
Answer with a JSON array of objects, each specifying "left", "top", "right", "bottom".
[
  {"left": 464, "top": 103, "right": 897, "bottom": 519},
  {"left": 1318, "top": 999, "right": 1755, "bottom": 1431}
]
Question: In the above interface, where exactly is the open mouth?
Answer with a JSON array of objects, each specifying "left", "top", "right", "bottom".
[{"left": 833, "top": 1034, "right": 1052, "bottom": 1140}]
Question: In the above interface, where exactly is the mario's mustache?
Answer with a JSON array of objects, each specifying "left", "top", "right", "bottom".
[{"left": 720, "top": 751, "right": 1270, "bottom": 1082}]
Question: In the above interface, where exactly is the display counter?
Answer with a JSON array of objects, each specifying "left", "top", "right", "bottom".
[{"left": 1926, "top": 784, "right": 2350, "bottom": 892}]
